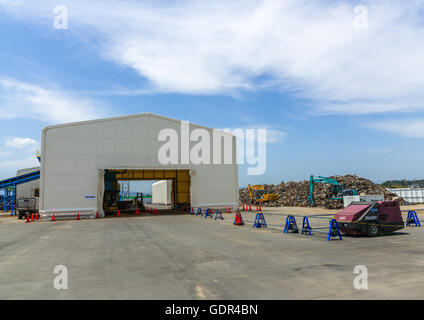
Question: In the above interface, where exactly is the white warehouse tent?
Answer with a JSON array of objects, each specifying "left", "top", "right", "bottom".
[
  {"left": 40, "top": 113, "right": 239, "bottom": 218},
  {"left": 16, "top": 166, "right": 40, "bottom": 199}
]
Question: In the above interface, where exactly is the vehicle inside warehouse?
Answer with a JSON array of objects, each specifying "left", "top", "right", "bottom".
[{"left": 102, "top": 169, "right": 190, "bottom": 216}]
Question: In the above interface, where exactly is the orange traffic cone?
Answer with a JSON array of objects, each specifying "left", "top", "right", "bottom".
[
  {"left": 51, "top": 213, "right": 55, "bottom": 222},
  {"left": 77, "top": 212, "right": 80, "bottom": 220},
  {"left": 234, "top": 211, "right": 244, "bottom": 226},
  {"left": 117, "top": 210, "right": 120, "bottom": 217},
  {"left": 155, "top": 208, "right": 158, "bottom": 215},
  {"left": 30, "top": 213, "right": 34, "bottom": 221},
  {"left": 228, "top": 207, "right": 231, "bottom": 213},
  {"left": 26, "top": 214, "right": 30, "bottom": 223}
]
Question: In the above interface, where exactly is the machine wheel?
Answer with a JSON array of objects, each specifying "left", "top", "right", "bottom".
[{"left": 366, "top": 224, "right": 380, "bottom": 237}]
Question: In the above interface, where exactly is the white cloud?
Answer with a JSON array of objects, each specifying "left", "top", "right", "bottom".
[
  {"left": 1, "top": 0, "right": 424, "bottom": 114},
  {"left": 0, "top": 136, "right": 40, "bottom": 177},
  {"left": 266, "top": 129, "right": 286, "bottom": 144},
  {"left": 5, "top": 137, "right": 37, "bottom": 149},
  {"left": 0, "top": 156, "right": 40, "bottom": 173},
  {"left": 0, "top": 137, "right": 40, "bottom": 178},
  {"left": 0, "top": 77, "right": 107, "bottom": 124},
  {"left": 222, "top": 126, "right": 286, "bottom": 145},
  {"left": 367, "top": 119, "right": 424, "bottom": 139}
]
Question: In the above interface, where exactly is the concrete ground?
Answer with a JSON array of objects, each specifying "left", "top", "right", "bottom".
[
  {"left": 0, "top": 211, "right": 12, "bottom": 217},
  {"left": 0, "top": 207, "right": 423, "bottom": 300}
]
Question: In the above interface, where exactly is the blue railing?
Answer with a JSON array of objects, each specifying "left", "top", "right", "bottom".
[{"left": 0, "top": 170, "right": 40, "bottom": 215}]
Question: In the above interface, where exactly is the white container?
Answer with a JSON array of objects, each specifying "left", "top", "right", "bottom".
[
  {"left": 388, "top": 188, "right": 424, "bottom": 204},
  {"left": 343, "top": 194, "right": 385, "bottom": 207},
  {"left": 152, "top": 180, "right": 172, "bottom": 205}
]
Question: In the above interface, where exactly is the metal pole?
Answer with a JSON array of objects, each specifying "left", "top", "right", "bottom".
[
  {"left": 13, "top": 184, "right": 18, "bottom": 215},
  {"left": 11, "top": 184, "right": 14, "bottom": 215}
]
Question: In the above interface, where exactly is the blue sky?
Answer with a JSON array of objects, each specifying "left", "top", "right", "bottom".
[{"left": 0, "top": 0, "right": 423, "bottom": 188}]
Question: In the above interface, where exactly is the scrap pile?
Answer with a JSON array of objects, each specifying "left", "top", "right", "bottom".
[{"left": 239, "top": 175, "right": 403, "bottom": 209}]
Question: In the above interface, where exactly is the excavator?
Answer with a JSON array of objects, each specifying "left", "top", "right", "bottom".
[
  {"left": 248, "top": 184, "right": 279, "bottom": 204},
  {"left": 308, "top": 175, "right": 357, "bottom": 207}
]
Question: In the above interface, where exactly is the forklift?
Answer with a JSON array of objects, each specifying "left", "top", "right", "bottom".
[{"left": 131, "top": 192, "right": 144, "bottom": 211}]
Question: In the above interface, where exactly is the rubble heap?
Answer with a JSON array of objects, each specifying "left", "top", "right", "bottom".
[{"left": 239, "top": 175, "right": 403, "bottom": 209}]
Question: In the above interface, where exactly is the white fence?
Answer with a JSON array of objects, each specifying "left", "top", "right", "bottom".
[{"left": 388, "top": 188, "right": 424, "bottom": 204}]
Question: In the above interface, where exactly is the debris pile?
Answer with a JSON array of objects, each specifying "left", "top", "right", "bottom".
[{"left": 239, "top": 175, "right": 403, "bottom": 209}]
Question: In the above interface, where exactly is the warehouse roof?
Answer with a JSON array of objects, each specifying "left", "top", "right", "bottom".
[{"left": 42, "top": 112, "right": 234, "bottom": 137}]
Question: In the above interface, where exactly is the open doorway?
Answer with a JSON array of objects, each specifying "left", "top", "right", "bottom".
[{"left": 102, "top": 169, "right": 191, "bottom": 216}]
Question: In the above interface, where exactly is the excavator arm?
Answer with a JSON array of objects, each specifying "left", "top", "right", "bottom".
[{"left": 308, "top": 175, "right": 356, "bottom": 207}]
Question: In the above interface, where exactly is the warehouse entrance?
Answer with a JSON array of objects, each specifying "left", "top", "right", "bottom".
[{"left": 101, "top": 169, "right": 191, "bottom": 216}]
